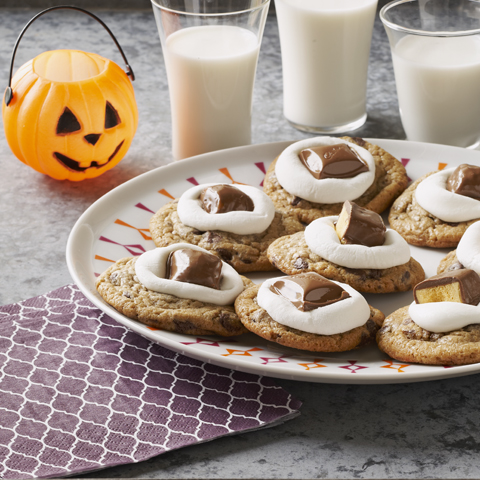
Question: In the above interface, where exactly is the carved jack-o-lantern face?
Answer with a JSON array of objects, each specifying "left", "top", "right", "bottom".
[
  {"left": 2, "top": 49, "right": 138, "bottom": 181},
  {"left": 53, "top": 102, "right": 125, "bottom": 173}
]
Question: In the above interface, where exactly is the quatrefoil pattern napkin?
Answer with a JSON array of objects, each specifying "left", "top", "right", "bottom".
[{"left": 0, "top": 284, "right": 301, "bottom": 479}]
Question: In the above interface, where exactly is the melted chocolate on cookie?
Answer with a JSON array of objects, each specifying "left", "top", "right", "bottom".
[
  {"left": 298, "top": 144, "right": 369, "bottom": 180},
  {"left": 336, "top": 201, "right": 386, "bottom": 247},
  {"left": 414, "top": 268, "right": 480, "bottom": 306},
  {"left": 200, "top": 185, "right": 254, "bottom": 214},
  {"left": 167, "top": 249, "right": 223, "bottom": 289},
  {"left": 270, "top": 272, "right": 350, "bottom": 311},
  {"left": 447, "top": 164, "right": 480, "bottom": 200}
]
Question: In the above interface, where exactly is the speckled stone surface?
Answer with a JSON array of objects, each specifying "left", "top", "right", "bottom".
[{"left": 3, "top": 2, "right": 480, "bottom": 479}]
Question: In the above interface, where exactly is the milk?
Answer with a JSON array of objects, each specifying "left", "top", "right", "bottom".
[
  {"left": 275, "top": 0, "right": 378, "bottom": 132},
  {"left": 391, "top": 34, "right": 480, "bottom": 148},
  {"left": 163, "top": 25, "right": 260, "bottom": 160}
]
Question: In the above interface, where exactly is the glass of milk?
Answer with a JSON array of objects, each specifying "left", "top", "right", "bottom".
[
  {"left": 381, "top": 0, "right": 480, "bottom": 149},
  {"left": 151, "top": 0, "right": 270, "bottom": 160},
  {"left": 275, "top": 0, "right": 378, "bottom": 134}
]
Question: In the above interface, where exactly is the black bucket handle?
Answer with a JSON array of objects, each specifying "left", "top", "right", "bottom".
[{"left": 4, "top": 5, "right": 135, "bottom": 106}]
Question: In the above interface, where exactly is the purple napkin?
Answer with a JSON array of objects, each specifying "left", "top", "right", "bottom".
[{"left": 0, "top": 284, "right": 301, "bottom": 479}]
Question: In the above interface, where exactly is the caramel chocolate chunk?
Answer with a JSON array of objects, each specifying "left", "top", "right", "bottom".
[
  {"left": 270, "top": 272, "right": 350, "bottom": 312},
  {"left": 446, "top": 164, "right": 480, "bottom": 200},
  {"left": 200, "top": 185, "right": 254, "bottom": 214},
  {"left": 298, "top": 144, "right": 369, "bottom": 180},
  {"left": 167, "top": 249, "right": 222, "bottom": 289},
  {"left": 414, "top": 269, "right": 480, "bottom": 306},
  {"left": 335, "top": 201, "right": 386, "bottom": 247}
]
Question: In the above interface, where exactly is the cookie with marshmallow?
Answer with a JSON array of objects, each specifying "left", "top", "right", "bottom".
[
  {"left": 149, "top": 183, "right": 304, "bottom": 273},
  {"left": 267, "top": 201, "right": 425, "bottom": 294},
  {"left": 438, "top": 221, "right": 480, "bottom": 275},
  {"left": 234, "top": 272, "right": 385, "bottom": 352},
  {"left": 377, "top": 268, "right": 480, "bottom": 366},
  {"left": 262, "top": 136, "right": 408, "bottom": 225},
  {"left": 96, "top": 244, "right": 252, "bottom": 336},
  {"left": 389, "top": 164, "right": 480, "bottom": 248}
]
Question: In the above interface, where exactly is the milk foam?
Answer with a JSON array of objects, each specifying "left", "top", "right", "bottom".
[
  {"left": 275, "top": 137, "right": 375, "bottom": 203},
  {"left": 177, "top": 183, "right": 276, "bottom": 235},
  {"left": 415, "top": 168, "right": 480, "bottom": 222},
  {"left": 304, "top": 216, "right": 411, "bottom": 269},
  {"left": 135, "top": 244, "right": 244, "bottom": 306},
  {"left": 257, "top": 277, "right": 370, "bottom": 335}
]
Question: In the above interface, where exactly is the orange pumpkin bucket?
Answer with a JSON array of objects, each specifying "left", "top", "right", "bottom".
[{"left": 2, "top": 6, "right": 138, "bottom": 181}]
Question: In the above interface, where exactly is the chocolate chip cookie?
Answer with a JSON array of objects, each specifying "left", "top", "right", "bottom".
[
  {"left": 266, "top": 232, "right": 425, "bottom": 293},
  {"left": 234, "top": 284, "right": 385, "bottom": 352},
  {"left": 96, "top": 256, "right": 251, "bottom": 336},
  {"left": 377, "top": 306, "right": 480, "bottom": 365},
  {"left": 437, "top": 250, "right": 463, "bottom": 275},
  {"left": 149, "top": 200, "right": 304, "bottom": 273},
  {"left": 388, "top": 173, "right": 479, "bottom": 248},
  {"left": 263, "top": 136, "right": 408, "bottom": 225}
]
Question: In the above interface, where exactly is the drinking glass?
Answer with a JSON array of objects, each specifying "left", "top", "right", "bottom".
[
  {"left": 275, "top": 0, "right": 378, "bottom": 134},
  {"left": 151, "top": 0, "right": 270, "bottom": 160},
  {"left": 381, "top": 0, "right": 480, "bottom": 149}
]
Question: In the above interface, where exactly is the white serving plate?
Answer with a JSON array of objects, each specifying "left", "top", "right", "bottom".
[{"left": 67, "top": 138, "right": 480, "bottom": 384}]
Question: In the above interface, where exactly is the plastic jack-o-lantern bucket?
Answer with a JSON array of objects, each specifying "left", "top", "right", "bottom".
[{"left": 2, "top": 6, "right": 138, "bottom": 181}]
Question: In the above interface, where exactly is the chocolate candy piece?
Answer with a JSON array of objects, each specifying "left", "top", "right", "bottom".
[
  {"left": 414, "top": 269, "right": 480, "bottom": 306},
  {"left": 270, "top": 272, "right": 350, "bottom": 312},
  {"left": 335, "top": 201, "right": 386, "bottom": 247},
  {"left": 446, "top": 164, "right": 480, "bottom": 200},
  {"left": 298, "top": 144, "right": 369, "bottom": 180},
  {"left": 167, "top": 249, "right": 223, "bottom": 289},
  {"left": 200, "top": 185, "right": 254, "bottom": 214}
]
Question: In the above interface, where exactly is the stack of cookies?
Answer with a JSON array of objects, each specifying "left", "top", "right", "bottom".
[{"left": 96, "top": 136, "right": 480, "bottom": 365}]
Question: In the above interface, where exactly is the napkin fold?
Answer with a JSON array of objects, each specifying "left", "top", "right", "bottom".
[{"left": 0, "top": 284, "right": 301, "bottom": 480}]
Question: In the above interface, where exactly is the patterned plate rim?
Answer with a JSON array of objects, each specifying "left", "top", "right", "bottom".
[{"left": 66, "top": 138, "right": 480, "bottom": 384}]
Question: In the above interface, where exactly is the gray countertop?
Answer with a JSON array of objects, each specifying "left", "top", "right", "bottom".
[{"left": 2, "top": 2, "right": 480, "bottom": 479}]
